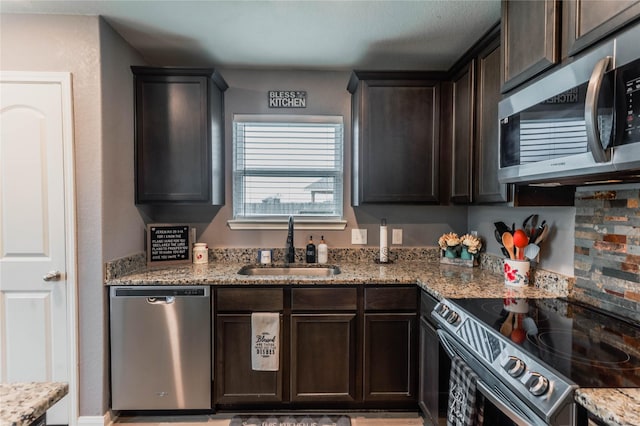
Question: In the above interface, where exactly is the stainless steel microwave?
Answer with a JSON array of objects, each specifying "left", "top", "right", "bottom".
[{"left": 498, "top": 23, "right": 640, "bottom": 185}]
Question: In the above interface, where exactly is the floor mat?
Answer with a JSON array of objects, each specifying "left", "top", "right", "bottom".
[{"left": 229, "top": 415, "right": 350, "bottom": 426}]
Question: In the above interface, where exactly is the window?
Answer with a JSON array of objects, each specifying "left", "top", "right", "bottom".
[{"left": 232, "top": 114, "right": 344, "bottom": 226}]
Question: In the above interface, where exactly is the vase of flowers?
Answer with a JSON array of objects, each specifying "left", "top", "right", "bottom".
[{"left": 438, "top": 232, "right": 460, "bottom": 258}]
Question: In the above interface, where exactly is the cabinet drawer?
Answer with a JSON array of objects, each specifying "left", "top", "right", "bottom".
[
  {"left": 365, "top": 287, "right": 417, "bottom": 311},
  {"left": 217, "top": 288, "right": 283, "bottom": 311},
  {"left": 291, "top": 288, "right": 358, "bottom": 311}
]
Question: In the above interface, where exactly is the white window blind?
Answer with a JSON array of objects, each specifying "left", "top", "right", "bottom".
[{"left": 233, "top": 115, "right": 343, "bottom": 220}]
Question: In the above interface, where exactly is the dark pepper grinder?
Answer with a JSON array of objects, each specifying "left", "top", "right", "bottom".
[{"left": 306, "top": 236, "right": 316, "bottom": 263}]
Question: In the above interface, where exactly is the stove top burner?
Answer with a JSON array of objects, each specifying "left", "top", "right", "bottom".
[
  {"left": 449, "top": 297, "right": 640, "bottom": 388},
  {"left": 529, "top": 330, "right": 632, "bottom": 366}
]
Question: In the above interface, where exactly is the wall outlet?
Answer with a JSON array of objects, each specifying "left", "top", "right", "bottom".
[
  {"left": 351, "top": 229, "right": 368, "bottom": 244},
  {"left": 392, "top": 228, "right": 403, "bottom": 245}
]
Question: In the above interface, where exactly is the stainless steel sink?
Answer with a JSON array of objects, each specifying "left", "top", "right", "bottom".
[{"left": 237, "top": 264, "right": 341, "bottom": 277}]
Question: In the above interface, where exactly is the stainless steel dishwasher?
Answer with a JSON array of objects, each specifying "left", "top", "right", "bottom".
[{"left": 110, "top": 286, "right": 211, "bottom": 410}]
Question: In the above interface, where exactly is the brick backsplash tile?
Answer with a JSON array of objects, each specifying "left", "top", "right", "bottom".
[{"left": 574, "top": 186, "right": 640, "bottom": 323}]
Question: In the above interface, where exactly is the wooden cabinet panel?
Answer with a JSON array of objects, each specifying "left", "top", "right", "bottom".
[
  {"left": 349, "top": 72, "right": 443, "bottom": 205},
  {"left": 132, "top": 67, "right": 227, "bottom": 205},
  {"left": 291, "top": 288, "right": 357, "bottom": 311},
  {"left": 217, "top": 288, "right": 283, "bottom": 312},
  {"left": 502, "top": 0, "right": 559, "bottom": 92},
  {"left": 363, "top": 313, "right": 417, "bottom": 402},
  {"left": 564, "top": 0, "right": 640, "bottom": 56},
  {"left": 290, "top": 314, "right": 357, "bottom": 402},
  {"left": 475, "top": 40, "right": 510, "bottom": 203},
  {"left": 364, "top": 287, "right": 417, "bottom": 311},
  {"left": 450, "top": 61, "right": 475, "bottom": 204},
  {"left": 215, "top": 314, "right": 283, "bottom": 404}
]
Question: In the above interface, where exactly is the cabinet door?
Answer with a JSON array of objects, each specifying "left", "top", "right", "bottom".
[
  {"left": 363, "top": 313, "right": 417, "bottom": 403},
  {"left": 563, "top": 0, "right": 640, "bottom": 56},
  {"left": 135, "top": 74, "right": 211, "bottom": 203},
  {"left": 475, "top": 40, "right": 510, "bottom": 203},
  {"left": 215, "top": 314, "right": 283, "bottom": 404},
  {"left": 450, "top": 61, "right": 475, "bottom": 204},
  {"left": 290, "top": 314, "right": 357, "bottom": 402},
  {"left": 356, "top": 81, "right": 440, "bottom": 204},
  {"left": 502, "top": 0, "right": 560, "bottom": 92}
]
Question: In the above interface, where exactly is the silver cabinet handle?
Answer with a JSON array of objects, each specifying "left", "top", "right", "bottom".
[
  {"left": 43, "top": 271, "right": 61, "bottom": 281},
  {"left": 585, "top": 56, "right": 613, "bottom": 163}
]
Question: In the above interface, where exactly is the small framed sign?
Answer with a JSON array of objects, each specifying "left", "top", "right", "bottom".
[
  {"left": 147, "top": 224, "right": 191, "bottom": 265},
  {"left": 268, "top": 90, "right": 307, "bottom": 108}
]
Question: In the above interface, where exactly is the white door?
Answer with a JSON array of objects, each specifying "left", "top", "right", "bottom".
[{"left": 0, "top": 72, "right": 77, "bottom": 425}]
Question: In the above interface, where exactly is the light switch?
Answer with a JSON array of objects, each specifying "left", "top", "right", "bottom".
[
  {"left": 351, "top": 229, "right": 368, "bottom": 244},
  {"left": 392, "top": 228, "right": 403, "bottom": 245}
]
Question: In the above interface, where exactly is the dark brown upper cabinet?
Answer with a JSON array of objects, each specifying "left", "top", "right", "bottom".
[
  {"left": 132, "top": 67, "right": 227, "bottom": 205},
  {"left": 348, "top": 72, "right": 444, "bottom": 205},
  {"left": 449, "top": 61, "right": 475, "bottom": 204},
  {"left": 501, "top": 0, "right": 560, "bottom": 93},
  {"left": 475, "top": 38, "right": 510, "bottom": 203},
  {"left": 563, "top": 0, "right": 640, "bottom": 56},
  {"left": 443, "top": 24, "right": 509, "bottom": 205}
]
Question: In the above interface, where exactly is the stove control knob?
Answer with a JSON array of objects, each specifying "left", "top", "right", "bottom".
[
  {"left": 437, "top": 304, "right": 449, "bottom": 317},
  {"left": 503, "top": 356, "right": 526, "bottom": 378},
  {"left": 527, "top": 373, "right": 550, "bottom": 396},
  {"left": 446, "top": 311, "right": 460, "bottom": 325}
]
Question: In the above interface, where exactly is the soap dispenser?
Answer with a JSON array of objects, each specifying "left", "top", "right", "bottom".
[{"left": 306, "top": 236, "right": 317, "bottom": 263}]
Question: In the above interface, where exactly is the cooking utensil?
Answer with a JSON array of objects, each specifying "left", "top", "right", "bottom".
[
  {"left": 530, "top": 220, "right": 547, "bottom": 243},
  {"left": 524, "top": 243, "right": 540, "bottom": 261},
  {"left": 529, "top": 214, "right": 539, "bottom": 239},
  {"left": 502, "top": 232, "right": 515, "bottom": 260},
  {"left": 500, "top": 311, "right": 514, "bottom": 337},
  {"left": 534, "top": 224, "right": 549, "bottom": 245},
  {"left": 522, "top": 214, "right": 535, "bottom": 238},
  {"left": 513, "top": 229, "right": 529, "bottom": 260},
  {"left": 494, "top": 221, "right": 512, "bottom": 237}
]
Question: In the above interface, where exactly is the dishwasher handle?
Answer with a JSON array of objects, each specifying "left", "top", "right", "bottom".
[{"left": 147, "top": 296, "right": 175, "bottom": 304}]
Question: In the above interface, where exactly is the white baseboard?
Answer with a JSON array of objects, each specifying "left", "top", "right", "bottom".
[{"left": 77, "top": 410, "right": 116, "bottom": 426}]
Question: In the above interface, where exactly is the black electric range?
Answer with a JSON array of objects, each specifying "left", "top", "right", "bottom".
[{"left": 432, "top": 296, "right": 640, "bottom": 425}]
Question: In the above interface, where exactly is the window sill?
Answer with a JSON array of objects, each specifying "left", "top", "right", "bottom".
[{"left": 227, "top": 219, "right": 347, "bottom": 231}]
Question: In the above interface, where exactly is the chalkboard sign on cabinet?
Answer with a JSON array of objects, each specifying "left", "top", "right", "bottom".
[{"left": 147, "top": 224, "right": 192, "bottom": 265}]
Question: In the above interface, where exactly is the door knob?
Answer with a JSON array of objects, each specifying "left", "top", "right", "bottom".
[{"left": 43, "top": 270, "right": 62, "bottom": 281}]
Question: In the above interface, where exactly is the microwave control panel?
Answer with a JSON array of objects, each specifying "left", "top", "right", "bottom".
[{"left": 622, "top": 59, "right": 640, "bottom": 144}]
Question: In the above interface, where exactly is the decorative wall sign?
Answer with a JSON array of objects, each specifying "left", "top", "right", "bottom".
[
  {"left": 268, "top": 90, "right": 307, "bottom": 108},
  {"left": 147, "top": 224, "right": 191, "bottom": 265}
]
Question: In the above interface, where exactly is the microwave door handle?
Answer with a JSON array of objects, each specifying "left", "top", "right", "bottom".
[{"left": 585, "top": 56, "right": 613, "bottom": 163}]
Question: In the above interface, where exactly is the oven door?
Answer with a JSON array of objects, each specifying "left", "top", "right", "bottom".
[{"left": 437, "top": 330, "right": 574, "bottom": 426}]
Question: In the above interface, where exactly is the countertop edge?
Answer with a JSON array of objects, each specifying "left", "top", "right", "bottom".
[{"left": 0, "top": 382, "right": 68, "bottom": 426}]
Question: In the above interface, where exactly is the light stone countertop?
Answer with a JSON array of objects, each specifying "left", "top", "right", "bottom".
[
  {"left": 0, "top": 382, "right": 68, "bottom": 426},
  {"left": 104, "top": 258, "right": 638, "bottom": 426},
  {"left": 105, "top": 260, "right": 565, "bottom": 299}
]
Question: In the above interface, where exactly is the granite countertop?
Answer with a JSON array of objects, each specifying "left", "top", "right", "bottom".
[
  {"left": 0, "top": 382, "right": 68, "bottom": 426},
  {"left": 104, "top": 256, "right": 638, "bottom": 426},
  {"left": 105, "top": 260, "right": 567, "bottom": 299}
]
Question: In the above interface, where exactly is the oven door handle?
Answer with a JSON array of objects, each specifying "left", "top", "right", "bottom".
[{"left": 476, "top": 381, "right": 539, "bottom": 426}]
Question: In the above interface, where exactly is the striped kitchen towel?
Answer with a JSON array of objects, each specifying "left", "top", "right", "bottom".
[{"left": 447, "top": 356, "right": 484, "bottom": 426}]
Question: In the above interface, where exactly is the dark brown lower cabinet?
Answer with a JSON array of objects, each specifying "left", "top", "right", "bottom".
[
  {"left": 214, "top": 286, "right": 417, "bottom": 409},
  {"left": 215, "top": 314, "right": 283, "bottom": 405},
  {"left": 363, "top": 313, "right": 417, "bottom": 403},
  {"left": 290, "top": 314, "right": 357, "bottom": 402}
]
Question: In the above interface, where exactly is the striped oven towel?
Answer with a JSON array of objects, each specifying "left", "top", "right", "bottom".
[
  {"left": 251, "top": 312, "right": 279, "bottom": 371},
  {"left": 447, "top": 356, "right": 484, "bottom": 426}
]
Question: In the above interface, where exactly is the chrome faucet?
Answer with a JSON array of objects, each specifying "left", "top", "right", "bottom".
[{"left": 285, "top": 216, "right": 295, "bottom": 264}]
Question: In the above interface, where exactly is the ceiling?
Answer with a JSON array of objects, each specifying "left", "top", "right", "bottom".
[{"left": 0, "top": 0, "right": 501, "bottom": 71}]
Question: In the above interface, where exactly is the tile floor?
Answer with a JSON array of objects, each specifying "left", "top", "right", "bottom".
[{"left": 115, "top": 412, "right": 427, "bottom": 426}]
